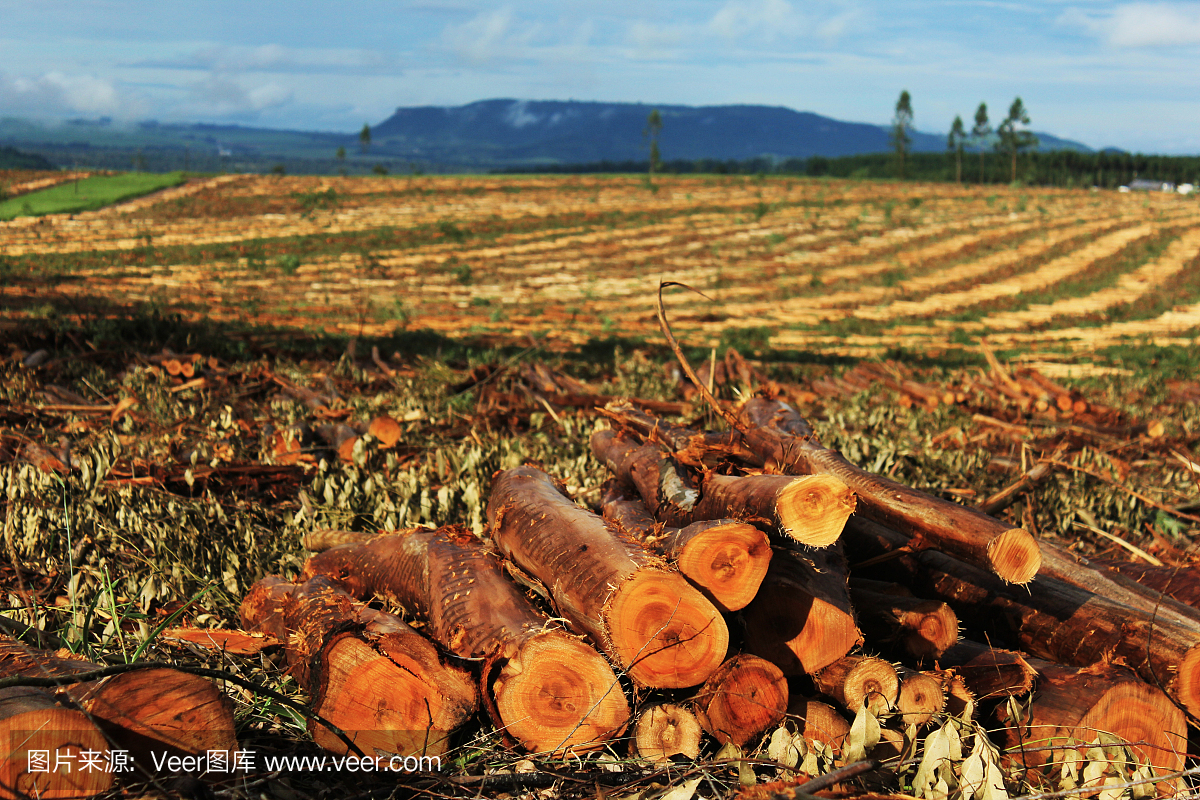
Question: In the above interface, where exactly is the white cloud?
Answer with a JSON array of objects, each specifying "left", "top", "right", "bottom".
[
  {"left": 709, "top": 0, "right": 802, "bottom": 40},
  {"left": 626, "top": 20, "right": 688, "bottom": 53},
  {"left": 0, "top": 70, "right": 132, "bottom": 117},
  {"left": 1060, "top": 2, "right": 1200, "bottom": 47},
  {"left": 441, "top": 6, "right": 539, "bottom": 63},
  {"left": 187, "top": 75, "right": 294, "bottom": 117},
  {"left": 816, "top": 9, "right": 858, "bottom": 42}
]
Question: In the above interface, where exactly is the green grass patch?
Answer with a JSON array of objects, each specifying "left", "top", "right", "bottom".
[{"left": 0, "top": 171, "right": 186, "bottom": 220}]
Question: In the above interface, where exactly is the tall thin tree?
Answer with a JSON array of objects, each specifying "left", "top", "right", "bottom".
[
  {"left": 891, "top": 91, "right": 914, "bottom": 179},
  {"left": 996, "top": 97, "right": 1038, "bottom": 183},
  {"left": 645, "top": 109, "right": 663, "bottom": 179},
  {"left": 948, "top": 115, "right": 967, "bottom": 184},
  {"left": 972, "top": 103, "right": 991, "bottom": 183},
  {"left": 359, "top": 123, "right": 372, "bottom": 154}
]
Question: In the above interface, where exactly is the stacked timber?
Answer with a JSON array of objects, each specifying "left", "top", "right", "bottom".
[
  {"left": 17, "top": 382, "right": 1196, "bottom": 793},
  {"left": 598, "top": 397, "right": 1196, "bottom": 783}
]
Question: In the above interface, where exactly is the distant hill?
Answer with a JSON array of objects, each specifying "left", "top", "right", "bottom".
[
  {"left": 0, "top": 145, "right": 55, "bottom": 171},
  {"left": 371, "top": 99, "right": 1092, "bottom": 168},
  {"left": 0, "top": 100, "right": 1092, "bottom": 175}
]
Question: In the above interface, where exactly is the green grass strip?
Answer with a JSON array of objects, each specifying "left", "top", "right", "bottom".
[{"left": 0, "top": 171, "right": 186, "bottom": 220}]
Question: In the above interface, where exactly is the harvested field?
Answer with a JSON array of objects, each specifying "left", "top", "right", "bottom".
[
  {"left": 1, "top": 171, "right": 1199, "bottom": 800},
  {"left": 3, "top": 173, "right": 1198, "bottom": 358}
]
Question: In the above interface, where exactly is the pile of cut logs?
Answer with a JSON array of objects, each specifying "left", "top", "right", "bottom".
[
  {"left": 241, "top": 396, "right": 1198, "bottom": 776},
  {"left": 5, "top": 394, "right": 1198, "bottom": 798}
]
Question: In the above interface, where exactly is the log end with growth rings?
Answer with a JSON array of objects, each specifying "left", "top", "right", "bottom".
[
  {"left": 900, "top": 602, "right": 960, "bottom": 661},
  {"left": 694, "top": 655, "right": 788, "bottom": 748},
  {"left": 635, "top": 704, "right": 702, "bottom": 762},
  {"left": 785, "top": 698, "right": 850, "bottom": 756},
  {"left": 493, "top": 632, "right": 630, "bottom": 755},
  {"left": 312, "top": 635, "right": 464, "bottom": 759},
  {"left": 895, "top": 671, "right": 946, "bottom": 727},
  {"left": 0, "top": 687, "right": 115, "bottom": 800},
  {"left": 1176, "top": 644, "right": 1200, "bottom": 721},
  {"left": 815, "top": 655, "right": 899, "bottom": 717},
  {"left": 987, "top": 527, "right": 1041, "bottom": 584},
  {"left": 775, "top": 474, "right": 856, "bottom": 548},
  {"left": 606, "top": 569, "right": 729, "bottom": 689},
  {"left": 675, "top": 521, "right": 772, "bottom": 613}
]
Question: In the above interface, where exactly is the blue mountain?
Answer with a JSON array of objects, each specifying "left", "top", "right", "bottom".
[{"left": 370, "top": 99, "right": 1091, "bottom": 167}]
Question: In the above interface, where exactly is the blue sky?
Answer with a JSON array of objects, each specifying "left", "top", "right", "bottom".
[{"left": 2, "top": 1, "right": 1198, "bottom": 153}]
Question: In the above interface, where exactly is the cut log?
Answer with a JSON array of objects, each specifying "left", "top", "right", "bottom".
[
  {"left": 599, "top": 400, "right": 1039, "bottom": 583},
  {"left": 786, "top": 698, "right": 850, "bottom": 755},
  {"left": 240, "top": 575, "right": 476, "bottom": 758},
  {"left": 693, "top": 655, "right": 788, "bottom": 748},
  {"left": 635, "top": 704, "right": 703, "bottom": 762},
  {"left": 939, "top": 640, "right": 1035, "bottom": 701},
  {"left": 1040, "top": 544, "right": 1200, "bottom": 632},
  {"left": 873, "top": 727, "right": 908, "bottom": 762},
  {"left": 741, "top": 544, "right": 862, "bottom": 676},
  {"left": 934, "top": 669, "right": 976, "bottom": 719},
  {"left": 813, "top": 655, "right": 899, "bottom": 716},
  {"left": 314, "top": 423, "right": 359, "bottom": 463},
  {"left": 0, "top": 634, "right": 236, "bottom": 762},
  {"left": 600, "top": 481, "right": 771, "bottom": 612},
  {"left": 895, "top": 667, "right": 945, "bottom": 727},
  {"left": 302, "top": 526, "right": 630, "bottom": 753},
  {"left": 592, "top": 429, "right": 855, "bottom": 547},
  {"left": 301, "top": 527, "right": 374, "bottom": 551},
  {"left": 163, "top": 627, "right": 280, "bottom": 656},
  {"left": 842, "top": 516, "right": 1200, "bottom": 719},
  {"left": 999, "top": 661, "right": 1186, "bottom": 779},
  {"left": 486, "top": 467, "right": 728, "bottom": 689},
  {"left": 0, "top": 687, "right": 113, "bottom": 800},
  {"left": 738, "top": 399, "right": 1040, "bottom": 583},
  {"left": 847, "top": 578, "right": 959, "bottom": 661},
  {"left": 368, "top": 415, "right": 402, "bottom": 448},
  {"left": 1093, "top": 560, "right": 1200, "bottom": 608}
]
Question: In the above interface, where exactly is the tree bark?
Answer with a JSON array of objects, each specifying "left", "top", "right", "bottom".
[
  {"left": 240, "top": 575, "right": 476, "bottom": 758},
  {"left": 592, "top": 429, "right": 855, "bottom": 548},
  {"left": 600, "top": 480, "right": 771, "bottom": 612},
  {"left": 0, "top": 634, "right": 236, "bottom": 764},
  {"left": 302, "top": 526, "right": 630, "bottom": 753},
  {"left": 1040, "top": 544, "right": 1200, "bottom": 631},
  {"left": 842, "top": 515, "right": 1200, "bottom": 719},
  {"left": 1094, "top": 561, "right": 1200, "bottom": 608},
  {"left": 692, "top": 655, "right": 788, "bottom": 748},
  {"left": 741, "top": 544, "right": 862, "bottom": 676},
  {"left": 0, "top": 687, "right": 114, "bottom": 800},
  {"left": 486, "top": 466, "right": 728, "bottom": 689}
]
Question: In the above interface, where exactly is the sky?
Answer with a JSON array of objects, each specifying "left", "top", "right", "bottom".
[{"left": 1, "top": 1, "right": 1199, "bottom": 154}]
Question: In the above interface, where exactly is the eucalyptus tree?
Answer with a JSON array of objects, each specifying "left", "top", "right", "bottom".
[
  {"left": 645, "top": 109, "right": 663, "bottom": 178},
  {"left": 891, "top": 90, "right": 914, "bottom": 179},
  {"left": 948, "top": 115, "right": 967, "bottom": 184},
  {"left": 972, "top": 103, "right": 991, "bottom": 183},
  {"left": 996, "top": 97, "right": 1039, "bottom": 182}
]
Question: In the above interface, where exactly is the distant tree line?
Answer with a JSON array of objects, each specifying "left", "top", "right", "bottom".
[{"left": 494, "top": 151, "right": 1200, "bottom": 189}]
